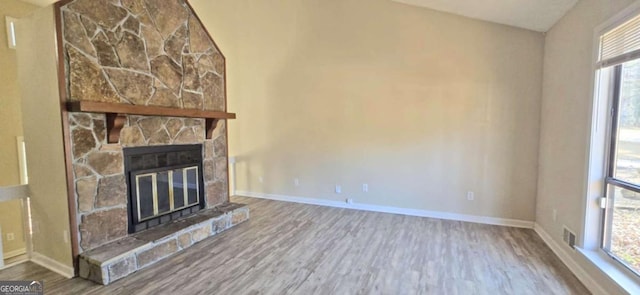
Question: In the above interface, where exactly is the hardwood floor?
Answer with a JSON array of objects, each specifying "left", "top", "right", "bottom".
[{"left": 0, "top": 196, "right": 589, "bottom": 294}]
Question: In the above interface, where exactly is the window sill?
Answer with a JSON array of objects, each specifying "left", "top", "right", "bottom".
[{"left": 576, "top": 248, "right": 640, "bottom": 294}]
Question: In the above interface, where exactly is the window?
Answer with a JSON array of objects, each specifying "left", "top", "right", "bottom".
[
  {"left": 599, "top": 13, "right": 640, "bottom": 277},
  {"left": 603, "top": 60, "right": 640, "bottom": 276}
]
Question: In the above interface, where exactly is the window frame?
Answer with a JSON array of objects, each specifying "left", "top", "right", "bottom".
[
  {"left": 602, "top": 64, "right": 621, "bottom": 253},
  {"left": 579, "top": 4, "right": 640, "bottom": 292},
  {"left": 601, "top": 62, "right": 640, "bottom": 278}
]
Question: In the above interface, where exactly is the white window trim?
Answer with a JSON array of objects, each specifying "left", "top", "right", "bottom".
[
  {"left": 583, "top": 1, "right": 640, "bottom": 293},
  {"left": 5, "top": 16, "right": 17, "bottom": 49},
  {"left": 16, "top": 136, "right": 27, "bottom": 185}
]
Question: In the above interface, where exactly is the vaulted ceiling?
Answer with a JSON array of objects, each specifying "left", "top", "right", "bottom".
[
  {"left": 22, "top": 0, "right": 578, "bottom": 33},
  {"left": 392, "top": 0, "right": 578, "bottom": 32}
]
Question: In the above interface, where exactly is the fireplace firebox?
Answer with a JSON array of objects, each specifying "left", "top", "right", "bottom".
[{"left": 124, "top": 144, "right": 205, "bottom": 233}]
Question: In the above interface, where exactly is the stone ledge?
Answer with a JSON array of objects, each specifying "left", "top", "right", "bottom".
[{"left": 78, "top": 202, "right": 249, "bottom": 285}]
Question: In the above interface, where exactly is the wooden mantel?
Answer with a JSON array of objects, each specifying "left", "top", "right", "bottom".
[{"left": 66, "top": 101, "right": 236, "bottom": 143}]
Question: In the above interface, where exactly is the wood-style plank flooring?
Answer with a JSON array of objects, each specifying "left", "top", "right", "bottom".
[{"left": 0, "top": 196, "right": 589, "bottom": 294}]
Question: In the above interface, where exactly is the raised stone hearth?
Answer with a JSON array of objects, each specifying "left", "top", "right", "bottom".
[{"left": 80, "top": 203, "right": 249, "bottom": 285}]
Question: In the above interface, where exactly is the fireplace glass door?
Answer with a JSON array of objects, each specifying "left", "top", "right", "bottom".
[{"left": 135, "top": 166, "right": 200, "bottom": 221}]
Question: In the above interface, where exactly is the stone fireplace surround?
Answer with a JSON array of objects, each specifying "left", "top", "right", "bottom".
[{"left": 56, "top": 0, "right": 249, "bottom": 285}]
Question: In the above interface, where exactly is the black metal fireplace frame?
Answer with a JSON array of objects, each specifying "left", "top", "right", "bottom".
[{"left": 123, "top": 144, "right": 205, "bottom": 233}]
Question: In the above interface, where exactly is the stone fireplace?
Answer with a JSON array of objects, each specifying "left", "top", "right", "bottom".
[
  {"left": 53, "top": 0, "right": 249, "bottom": 285},
  {"left": 71, "top": 114, "right": 229, "bottom": 252}
]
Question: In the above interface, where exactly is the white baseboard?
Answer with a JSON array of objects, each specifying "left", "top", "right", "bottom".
[
  {"left": 31, "top": 252, "right": 74, "bottom": 278},
  {"left": 533, "top": 223, "right": 608, "bottom": 295},
  {"left": 236, "top": 191, "right": 534, "bottom": 228},
  {"left": 3, "top": 248, "right": 26, "bottom": 259}
]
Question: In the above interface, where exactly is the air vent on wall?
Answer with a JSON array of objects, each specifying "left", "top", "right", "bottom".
[{"left": 563, "top": 226, "right": 576, "bottom": 249}]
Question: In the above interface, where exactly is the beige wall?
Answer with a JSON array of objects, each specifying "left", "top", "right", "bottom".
[
  {"left": 0, "top": 0, "right": 37, "bottom": 259},
  {"left": 0, "top": 0, "right": 36, "bottom": 187},
  {"left": 537, "top": 0, "right": 635, "bottom": 293},
  {"left": 16, "top": 5, "right": 72, "bottom": 268},
  {"left": 0, "top": 199, "right": 26, "bottom": 258},
  {"left": 191, "top": 0, "right": 544, "bottom": 222}
]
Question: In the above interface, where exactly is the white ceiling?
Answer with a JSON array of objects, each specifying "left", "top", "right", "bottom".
[{"left": 392, "top": 0, "right": 579, "bottom": 32}]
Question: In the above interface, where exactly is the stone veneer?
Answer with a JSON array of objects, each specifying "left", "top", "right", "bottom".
[
  {"left": 80, "top": 203, "right": 249, "bottom": 285},
  {"left": 59, "top": 0, "right": 231, "bottom": 254}
]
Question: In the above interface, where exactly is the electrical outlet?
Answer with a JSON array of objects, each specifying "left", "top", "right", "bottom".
[
  {"left": 63, "top": 230, "right": 69, "bottom": 243},
  {"left": 335, "top": 185, "right": 342, "bottom": 194},
  {"left": 467, "top": 191, "right": 475, "bottom": 201},
  {"left": 346, "top": 198, "right": 354, "bottom": 204},
  {"left": 294, "top": 178, "right": 300, "bottom": 186},
  {"left": 552, "top": 209, "right": 557, "bottom": 222},
  {"left": 258, "top": 176, "right": 264, "bottom": 183},
  {"left": 362, "top": 184, "right": 368, "bottom": 192},
  {"left": 6, "top": 233, "right": 14, "bottom": 241}
]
